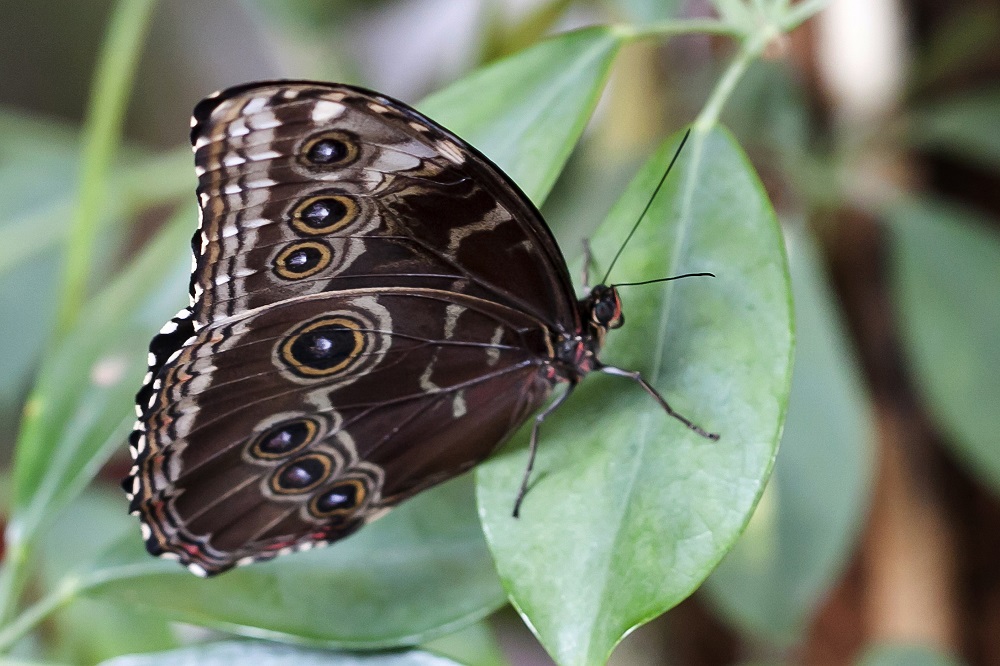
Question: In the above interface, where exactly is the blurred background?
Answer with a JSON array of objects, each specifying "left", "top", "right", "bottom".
[{"left": 1, "top": 0, "right": 998, "bottom": 664}]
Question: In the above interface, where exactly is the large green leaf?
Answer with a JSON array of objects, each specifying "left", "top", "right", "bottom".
[
  {"left": 477, "top": 127, "right": 793, "bottom": 665},
  {"left": 703, "top": 224, "right": 873, "bottom": 645},
  {"left": 98, "top": 641, "right": 462, "bottom": 666},
  {"left": 87, "top": 477, "right": 503, "bottom": 648},
  {"left": 420, "top": 25, "right": 624, "bottom": 204},
  {"left": 889, "top": 198, "right": 1000, "bottom": 492}
]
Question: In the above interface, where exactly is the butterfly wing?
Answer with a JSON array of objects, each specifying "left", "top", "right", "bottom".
[
  {"left": 127, "top": 81, "right": 582, "bottom": 575},
  {"left": 188, "top": 80, "right": 579, "bottom": 331},
  {"left": 129, "top": 288, "right": 555, "bottom": 575}
]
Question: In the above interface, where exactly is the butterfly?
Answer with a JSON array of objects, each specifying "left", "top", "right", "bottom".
[{"left": 124, "top": 80, "right": 717, "bottom": 577}]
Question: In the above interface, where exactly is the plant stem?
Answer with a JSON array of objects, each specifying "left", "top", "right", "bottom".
[
  {"left": 618, "top": 18, "right": 743, "bottom": 42},
  {"left": 0, "top": 542, "right": 28, "bottom": 629},
  {"left": 53, "top": 0, "right": 157, "bottom": 338},
  {"left": 693, "top": 31, "right": 764, "bottom": 133},
  {"left": 0, "top": 577, "right": 80, "bottom": 653}
]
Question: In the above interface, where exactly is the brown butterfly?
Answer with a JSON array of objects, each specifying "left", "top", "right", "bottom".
[{"left": 124, "top": 81, "right": 716, "bottom": 576}]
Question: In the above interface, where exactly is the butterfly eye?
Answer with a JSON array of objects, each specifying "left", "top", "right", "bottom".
[
  {"left": 273, "top": 241, "right": 333, "bottom": 279},
  {"left": 248, "top": 418, "right": 319, "bottom": 460},
  {"left": 310, "top": 479, "right": 367, "bottom": 518},
  {"left": 291, "top": 195, "right": 357, "bottom": 235},
  {"left": 592, "top": 299, "right": 620, "bottom": 326},
  {"left": 301, "top": 131, "right": 359, "bottom": 168},
  {"left": 278, "top": 316, "right": 366, "bottom": 378},
  {"left": 271, "top": 454, "right": 332, "bottom": 494}
]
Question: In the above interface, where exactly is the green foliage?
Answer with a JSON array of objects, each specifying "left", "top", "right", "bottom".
[
  {"left": 703, "top": 225, "right": 873, "bottom": 645},
  {"left": 889, "top": 198, "right": 1000, "bottom": 492},
  {"left": 0, "top": 1, "right": 844, "bottom": 664},
  {"left": 856, "top": 643, "right": 965, "bottom": 666},
  {"left": 478, "top": 127, "right": 791, "bottom": 665}
]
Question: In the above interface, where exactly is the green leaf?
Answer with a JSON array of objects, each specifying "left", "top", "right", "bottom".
[
  {"left": 98, "top": 641, "right": 463, "bottom": 666},
  {"left": 609, "top": 0, "right": 683, "bottom": 24},
  {"left": 422, "top": 620, "right": 508, "bottom": 666},
  {"left": 888, "top": 198, "right": 1000, "bottom": 492},
  {"left": 39, "top": 488, "right": 176, "bottom": 663},
  {"left": 420, "top": 26, "right": 625, "bottom": 205},
  {"left": 9, "top": 208, "right": 191, "bottom": 542},
  {"left": 703, "top": 224, "right": 873, "bottom": 645},
  {"left": 856, "top": 642, "right": 965, "bottom": 666},
  {"left": 477, "top": 127, "right": 793, "bottom": 665},
  {"left": 909, "top": 87, "right": 1000, "bottom": 173},
  {"left": 86, "top": 477, "right": 504, "bottom": 649}
]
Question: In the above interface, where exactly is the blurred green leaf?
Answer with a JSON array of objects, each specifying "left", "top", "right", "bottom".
[
  {"left": 421, "top": 25, "right": 625, "bottom": 205},
  {"left": 39, "top": 488, "right": 175, "bottom": 663},
  {"left": 56, "top": 0, "right": 157, "bottom": 335},
  {"left": 422, "top": 620, "right": 508, "bottom": 666},
  {"left": 889, "top": 198, "right": 1000, "bottom": 492},
  {"left": 909, "top": 87, "right": 1000, "bottom": 173},
  {"left": 479, "top": 0, "right": 576, "bottom": 63},
  {"left": 856, "top": 642, "right": 965, "bottom": 666},
  {"left": 9, "top": 207, "right": 191, "bottom": 542},
  {"left": 915, "top": 4, "right": 1000, "bottom": 89},
  {"left": 87, "top": 477, "right": 504, "bottom": 649},
  {"left": 477, "top": 127, "right": 793, "bottom": 665},
  {"left": 98, "top": 641, "right": 463, "bottom": 666},
  {"left": 703, "top": 223, "right": 873, "bottom": 645},
  {"left": 608, "top": 0, "right": 683, "bottom": 23}
]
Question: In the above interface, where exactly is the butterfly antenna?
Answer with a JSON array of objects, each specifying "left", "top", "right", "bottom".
[
  {"left": 612, "top": 272, "right": 715, "bottom": 288},
  {"left": 601, "top": 129, "right": 691, "bottom": 285}
]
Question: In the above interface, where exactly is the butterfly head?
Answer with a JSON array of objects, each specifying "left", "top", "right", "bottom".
[{"left": 584, "top": 284, "right": 624, "bottom": 336}]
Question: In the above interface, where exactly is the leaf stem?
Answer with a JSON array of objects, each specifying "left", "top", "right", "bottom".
[
  {"left": 53, "top": 0, "right": 157, "bottom": 338},
  {"left": 0, "top": 577, "right": 80, "bottom": 653}
]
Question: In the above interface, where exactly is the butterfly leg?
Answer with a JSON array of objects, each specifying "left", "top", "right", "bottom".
[
  {"left": 599, "top": 366, "right": 719, "bottom": 440},
  {"left": 512, "top": 381, "right": 578, "bottom": 518}
]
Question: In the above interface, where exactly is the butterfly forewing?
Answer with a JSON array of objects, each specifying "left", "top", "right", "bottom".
[{"left": 188, "top": 82, "right": 578, "bottom": 330}]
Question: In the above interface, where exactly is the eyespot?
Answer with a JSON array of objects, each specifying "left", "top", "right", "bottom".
[
  {"left": 248, "top": 418, "right": 319, "bottom": 460},
  {"left": 270, "top": 454, "right": 332, "bottom": 494},
  {"left": 310, "top": 478, "right": 367, "bottom": 518},
  {"left": 273, "top": 241, "right": 332, "bottom": 279},
  {"left": 300, "top": 131, "right": 358, "bottom": 168},
  {"left": 290, "top": 195, "right": 357, "bottom": 236},
  {"left": 278, "top": 316, "right": 366, "bottom": 378}
]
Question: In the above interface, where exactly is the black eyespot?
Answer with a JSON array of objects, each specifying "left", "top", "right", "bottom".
[
  {"left": 290, "top": 195, "right": 356, "bottom": 236},
  {"left": 317, "top": 483, "right": 359, "bottom": 512},
  {"left": 300, "top": 132, "right": 358, "bottom": 170},
  {"left": 272, "top": 454, "right": 331, "bottom": 494},
  {"left": 307, "top": 139, "right": 348, "bottom": 164},
  {"left": 292, "top": 326, "right": 353, "bottom": 368},
  {"left": 287, "top": 246, "right": 321, "bottom": 272},
  {"left": 273, "top": 241, "right": 332, "bottom": 279},
  {"left": 310, "top": 478, "right": 368, "bottom": 518},
  {"left": 303, "top": 198, "right": 346, "bottom": 228},
  {"left": 249, "top": 419, "right": 318, "bottom": 460},
  {"left": 279, "top": 316, "right": 366, "bottom": 378}
]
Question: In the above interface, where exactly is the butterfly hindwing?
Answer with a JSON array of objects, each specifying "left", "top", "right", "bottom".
[{"left": 130, "top": 288, "right": 553, "bottom": 574}]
